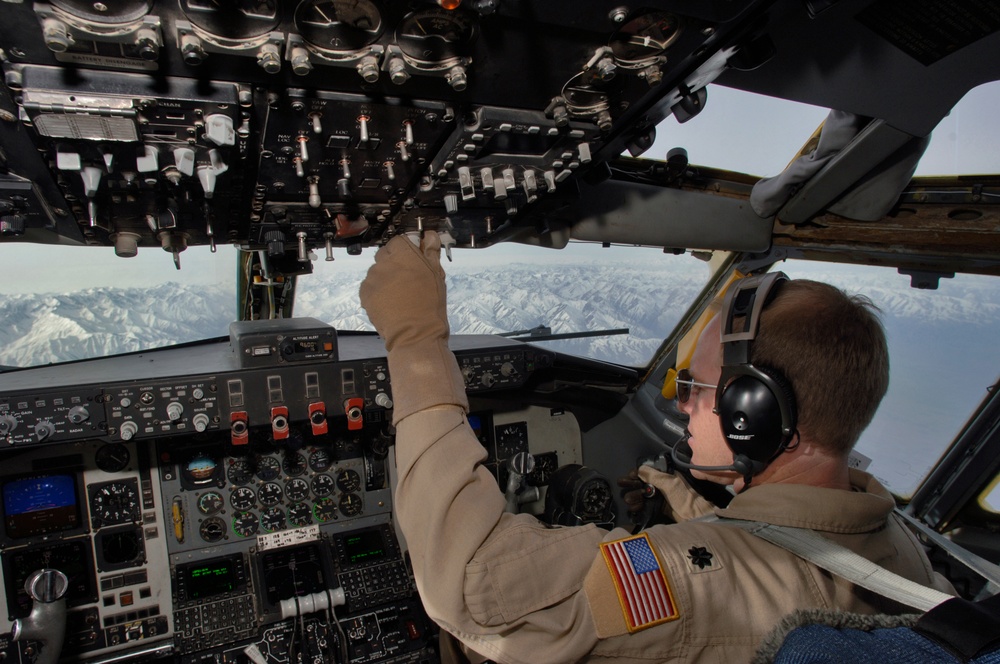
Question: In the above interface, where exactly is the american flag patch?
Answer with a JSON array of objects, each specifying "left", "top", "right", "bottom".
[{"left": 600, "top": 534, "right": 679, "bottom": 632}]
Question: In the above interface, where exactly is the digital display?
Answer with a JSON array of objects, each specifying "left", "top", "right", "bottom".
[
  {"left": 178, "top": 557, "right": 242, "bottom": 601},
  {"left": 2, "top": 474, "right": 80, "bottom": 539},
  {"left": 343, "top": 530, "right": 387, "bottom": 565}
]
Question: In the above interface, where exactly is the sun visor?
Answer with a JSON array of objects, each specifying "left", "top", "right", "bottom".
[{"left": 750, "top": 110, "right": 929, "bottom": 222}]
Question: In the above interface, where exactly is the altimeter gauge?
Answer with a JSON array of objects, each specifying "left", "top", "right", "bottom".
[
  {"left": 295, "top": 0, "right": 384, "bottom": 53},
  {"left": 397, "top": 7, "right": 477, "bottom": 63},
  {"left": 89, "top": 480, "right": 141, "bottom": 527}
]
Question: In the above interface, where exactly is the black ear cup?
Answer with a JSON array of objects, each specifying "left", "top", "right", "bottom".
[{"left": 716, "top": 366, "right": 796, "bottom": 467}]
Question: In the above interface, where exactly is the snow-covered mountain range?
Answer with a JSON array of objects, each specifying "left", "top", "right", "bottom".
[
  {"left": 2, "top": 259, "right": 997, "bottom": 369},
  {"left": 1, "top": 257, "right": 997, "bottom": 495}
]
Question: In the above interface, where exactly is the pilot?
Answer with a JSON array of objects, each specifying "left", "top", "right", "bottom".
[{"left": 358, "top": 231, "right": 954, "bottom": 663}]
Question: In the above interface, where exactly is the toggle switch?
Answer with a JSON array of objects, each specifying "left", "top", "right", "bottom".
[
  {"left": 344, "top": 398, "right": 364, "bottom": 431},
  {"left": 358, "top": 115, "right": 370, "bottom": 144},
  {"left": 271, "top": 406, "right": 289, "bottom": 441},
  {"left": 308, "top": 402, "right": 328, "bottom": 436},
  {"left": 231, "top": 412, "right": 249, "bottom": 445}
]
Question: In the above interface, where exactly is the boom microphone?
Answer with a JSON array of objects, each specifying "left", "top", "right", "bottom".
[{"left": 669, "top": 435, "right": 757, "bottom": 481}]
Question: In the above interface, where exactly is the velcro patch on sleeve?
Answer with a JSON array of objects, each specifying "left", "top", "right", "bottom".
[{"left": 599, "top": 533, "right": 679, "bottom": 633}]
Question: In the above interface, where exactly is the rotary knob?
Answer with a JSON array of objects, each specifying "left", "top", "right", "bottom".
[
  {"left": 67, "top": 405, "right": 90, "bottom": 424},
  {"left": 166, "top": 402, "right": 184, "bottom": 422},
  {"left": 0, "top": 414, "right": 18, "bottom": 435},
  {"left": 192, "top": 413, "right": 210, "bottom": 432},
  {"left": 119, "top": 421, "right": 138, "bottom": 441},
  {"left": 375, "top": 392, "right": 393, "bottom": 408},
  {"left": 500, "top": 362, "right": 516, "bottom": 377},
  {"left": 481, "top": 372, "right": 496, "bottom": 388},
  {"left": 34, "top": 421, "right": 55, "bottom": 441}
]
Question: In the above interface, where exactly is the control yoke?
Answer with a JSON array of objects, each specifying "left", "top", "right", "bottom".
[{"left": 12, "top": 569, "right": 69, "bottom": 664}]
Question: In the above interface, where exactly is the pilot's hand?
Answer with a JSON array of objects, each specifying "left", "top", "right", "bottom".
[
  {"left": 617, "top": 469, "right": 651, "bottom": 515},
  {"left": 619, "top": 468, "right": 665, "bottom": 530},
  {"left": 360, "top": 232, "right": 448, "bottom": 351},
  {"left": 359, "top": 232, "right": 469, "bottom": 424},
  {"left": 638, "top": 463, "right": 717, "bottom": 522}
]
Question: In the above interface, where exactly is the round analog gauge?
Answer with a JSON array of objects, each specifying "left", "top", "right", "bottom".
[
  {"left": 311, "top": 473, "right": 335, "bottom": 497},
  {"left": 338, "top": 492, "right": 363, "bottom": 517},
  {"left": 51, "top": 0, "right": 152, "bottom": 23},
  {"left": 285, "top": 478, "right": 310, "bottom": 502},
  {"left": 255, "top": 456, "right": 281, "bottom": 482},
  {"left": 232, "top": 511, "right": 259, "bottom": 538},
  {"left": 90, "top": 481, "right": 140, "bottom": 526},
  {"left": 95, "top": 443, "right": 131, "bottom": 473},
  {"left": 336, "top": 468, "right": 361, "bottom": 493},
  {"left": 313, "top": 497, "right": 337, "bottom": 522},
  {"left": 288, "top": 501, "right": 313, "bottom": 527},
  {"left": 294, "top": 0, "right": 383, "bottom": 53},
  {"left": 609, "top": 11, "right": 682, "bottom": 65},
  {"left": 185, "top": 455, "right": 218, "bottom": 484},
  {"left": 495, "top": 422, "right": 528, "bottom": 459},
  {"left": 396, "top": 8, "right": 477, "bottom": 63},
  {"left": 528, "top": 452, "right": 559, "bottom": 487},
  {"left": 180, "top": 0, "right": 280, "bottom": 41},
  {"left": 259, "top": 506, "right": 286, "bottom": 533},
  {"left": 258, "top": 481, "right": 283, "bottom": 506},
  {"left": 309, "top": 448, "right": 332, "bottom": 472},
  {"left": 200, "top": 516, "right": 227, "bottom": 542},
  {"left": 198, "top": 490, "right": 225, "bottom": 515},
  {"left": 227, "top": 458, "right": 253, "bottom": 485},
  {"left": 282, "top": 452, "right": 308, "bottom": 477},
  {"left": 231, "top": 486, "right": 257, "bottom": 511}
]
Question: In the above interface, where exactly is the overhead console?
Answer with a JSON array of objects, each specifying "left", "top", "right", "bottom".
[{"left": 0, "top": 0, "right": 772, "bottom": 263}]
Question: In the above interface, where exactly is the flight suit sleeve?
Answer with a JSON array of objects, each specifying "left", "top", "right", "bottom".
[
  {"left": 394, "top": 406, "right": 607, "bottom": 664},
  {"left": 638, "top": 465, "right": 716, "bottom": 522}
]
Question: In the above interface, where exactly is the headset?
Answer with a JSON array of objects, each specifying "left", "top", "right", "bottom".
[{"left": 671, "top": 271, "right": 798, "bottom": 484}]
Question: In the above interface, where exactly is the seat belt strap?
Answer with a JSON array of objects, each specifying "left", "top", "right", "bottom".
[
  {"left": 704, "top": 516, "right": 954, "bottom": 612},
  {"left": 895, "top": 509, "right": 1000, "bottom": 593}
]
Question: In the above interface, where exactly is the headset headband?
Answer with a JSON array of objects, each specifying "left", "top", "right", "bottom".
[{"left": 720, "top": 271, "right": 788, "bottom": 367}]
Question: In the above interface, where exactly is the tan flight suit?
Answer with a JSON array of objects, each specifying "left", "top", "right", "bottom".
[
  {"left": 358, "top": 233, "right": 954, "bottom": 663},
  {"left": 394, "top": 406, "right": 955, "bottom": 664}
]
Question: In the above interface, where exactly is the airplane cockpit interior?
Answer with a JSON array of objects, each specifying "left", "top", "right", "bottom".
[{"left": 0, "top": 1, "right": 998, "bottom": 662}]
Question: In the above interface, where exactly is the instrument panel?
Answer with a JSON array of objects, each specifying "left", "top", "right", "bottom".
[{"left": 0, "top": 327, "right": 589, "bottom": 663}]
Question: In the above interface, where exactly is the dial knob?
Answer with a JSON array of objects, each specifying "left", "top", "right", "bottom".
[
  {"left": 500, "top": 362, "right": 516, "bottom": 377},
  {"left": 120, "top": 421, "right": 139, "bottom": 441},
  {"left": 375, "top": 392, "right": 393, "bottom": 408},
  {"left": 481, "top": 372, "right": 496, "bottom": 388},
  {"left": 0, "top": 414, "right": 18, "bottom": 435},
  {"left": 166, "top": 402, "right": 184, "bottom": 422},
  {"left": 192, "top": 413, "right": 210, "bottom": 432},
  {"left": 67, "top": 405, "right": 90, "bottom": 424},
  {"left": 34, "top": 421, "right": 55, "bottom": 441}
]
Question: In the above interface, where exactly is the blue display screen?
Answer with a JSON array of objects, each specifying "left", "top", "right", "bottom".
[{"left": 2, "top": 474, "right": 80, "bottom": 539}]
